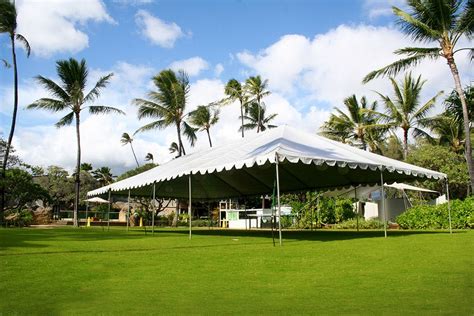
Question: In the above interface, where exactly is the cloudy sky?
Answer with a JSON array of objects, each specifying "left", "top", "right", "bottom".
[{"left": 0, "top": 0, "right": 472, "bottom": 175}]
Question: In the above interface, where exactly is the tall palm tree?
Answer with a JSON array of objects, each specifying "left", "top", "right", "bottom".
[
  {"left": 134, "top": 69, "right": 196, "bottom": 157},
  {"left": 244, "top": 76, "right": 270, "bottom": 133},
  {"left": 145, "top": 153, "right": 154, "bottom": 163},
  {"left": 92, "top": 167, "right": 114, "bottom": 186},
  {"left": 27, "top": 58, "right": 124, "bottom": 227},
  {"left": 80, "top": 163, "right": 93, "bottom": 173},
  {"left": 121, "top": 132, "right": 139, "bottom": 167},
  {"left": 169, "top": 142, "right": 179, "bottom": 156},
  {"left": 320, "top": 95, "right": 381, "bottom": 150},
  {"left": 444, "top": 85, "right": 473, "bottom": 125},
  {"left": 363, "top": 0, "right": 474, "bottom": 191},
  {"left": 375, "top": 73, "right": 442, "bottom": 160},
  {"left": 240, "top": 102, "right": 277, "bottom": 132},
  {"left": 189, "top": 105, "right": 220, "bottom": 147},
  {"left": 0, "top": 0, "right": 30, "bottom": 217},
  {"left": 224, "top": 79, "right": 248, "bottom": 137}
]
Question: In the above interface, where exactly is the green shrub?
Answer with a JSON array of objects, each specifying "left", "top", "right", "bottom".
[
  {"left": 396, "top": 197, "right": 474, "bottom": 229},
  {"left": 334, "top": 218, "right": 384, "bottom": 229}
]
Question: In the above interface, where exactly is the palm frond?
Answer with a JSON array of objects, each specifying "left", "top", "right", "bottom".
[
  {"left": 88, "top": 105, "right": 125, "bottom": 115},
  {"left": 55, "top": 111, "right": 75, "bottom": 128},
  {"left": 35, "top": 75, "right": 70, "bottom": 102},
  {"left": 27, "top": 98, "right": 68, "bottom": 112},
  {"left": 1, "top": 58, "right": 10, "bottom": 68},
  {"left": 394, "top": 47, "right": 441, "bottom": 56},
  {"left": 133, "top": 98, "right": 170, "bottom": 119},
  {"left": 84, "top": 73, "right": 113, "bottom": 103},
  {"left": 135, "top": 120, "right": 167, "bottom": 134},
  {"left": 182, "top": 121, "right": 197, "bottom": 146},
  {"left": 15, "top": 33, "right": 30, "bottom": 57}
]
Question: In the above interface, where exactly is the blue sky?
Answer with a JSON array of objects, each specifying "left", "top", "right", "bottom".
[{"left": 0, "top": 0, "right": 472, "bottom": 174}]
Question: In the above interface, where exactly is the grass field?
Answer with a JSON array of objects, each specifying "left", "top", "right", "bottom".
[{"left": 0, "top": 227, "right": 472, "bottom": 315}]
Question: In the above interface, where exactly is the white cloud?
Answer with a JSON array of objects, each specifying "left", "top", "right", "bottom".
[
  {"left": 135, "top": 10, "right": 184, "bottom": 48},
  {"left": 169, "top": 57, "right": 209, "bottom": 77},
  {"left": 363, "top": 0, "right": 406, "bottom": 19},
  {"left": 237, "top": 24, "right": 473, "bottom": 117},
  {"left": 214, "top": 63, "right": 224, "bottom": 77},
  {"left": 16, "top": 0, "right": 115, "bottom": 57},
  {"left": 112, "top": 0, "right": 153, "bottom": 5}
]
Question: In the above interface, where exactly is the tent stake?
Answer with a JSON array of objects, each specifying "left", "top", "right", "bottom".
[
  {"left": 127, "top": 190, "right": 130, "bottom": 232},
  {"left": 152, "top": 182, "right": 156, "bottom": 235},
  {"left": 275, "top": 153, "right": 282, "bottom": 246},
  {"left": 189, "top": 174, "right": 192, "bottom": 240},
  {"left": 446, "top": 179, "right": 452, "bottom": 234},
  {"left": 380, "top": 170, "right": 387, "bottom": 238},
  {"left": 107, "top": 189, "right": 111, "bottom": 232}
]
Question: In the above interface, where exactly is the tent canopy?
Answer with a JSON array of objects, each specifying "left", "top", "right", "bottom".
[
  {"left": 84, "top": 197, "right": 110, "bottom": 203},
  {"left": 87, "top": 126, "right": 446, "bottom": 200},
  {"left": 385, "top": 182, "right": 438, "bottom": 193},
  {"left": 324, "top": 182, "right": 438, "bottom": 199}
]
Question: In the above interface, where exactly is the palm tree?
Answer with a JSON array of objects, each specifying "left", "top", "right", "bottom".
[
  {"left": 244, "top": 76, "right": 270, "bottom": 133},
  {"left": 224, "top": 79, "right": 248, "bottom": 137},
  {"left": 320, "top": 95, "right": 381, "bottom": 150},
  {"left": 145, "top": 153, "right": 154, "bottom": 163},
  {"left": 27, "top": 58, "right": 124, "bottom": 227},
  {"left": 375, "top": 73, "right": 442, "bottom": 160},
  {"left": 80, "top": 163, "right": 93, "bottom": 173},
  {"left": 189, "top": 105, "right": 220, "bottom": 147},
  {"left": 92, "top": 167, "right": 114, "bottom": 186},
  {"left": 240, "top": 102, "right": 277, "bottom": 132},
  {"left": 444, "top": 85, "right": 473, "bottom": 125},
  {"left": 431, "top": 115, "right": 464, "bottom": 154},
  {"left": 134, "top": 69, "right": 196, "bottom": 157},
  {"left": 121, "top": 132, "right": 139, "bottom": 167},
  {"left": 363, "top": 0, "right": 474, "bottom": 191},
  {"left": 0, "top": 0, "right": 30, "bottom": 217}
]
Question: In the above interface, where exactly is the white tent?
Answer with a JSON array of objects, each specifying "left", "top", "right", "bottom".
[{"left": 88, "top": 126, "right": 451, "bottom": 243}]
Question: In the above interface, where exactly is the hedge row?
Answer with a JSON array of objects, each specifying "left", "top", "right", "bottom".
[{"left": 396, "top": 197, "right": 474, "bottom": 229}]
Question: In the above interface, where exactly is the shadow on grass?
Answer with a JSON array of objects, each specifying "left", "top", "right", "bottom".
[{"left": 0, "top": 226, "right": 466, "bottom": 255}]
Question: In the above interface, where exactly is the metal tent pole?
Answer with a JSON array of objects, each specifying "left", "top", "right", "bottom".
[
  {"left": 355, "top": 187, "right": 359, "bottom": 232},
  {"left": 380, "top": 169, "right": 387, "bottom": 238},
  {"left": 152, "top": 182, "right": 156, "bottom": 235},
  {"left": 127, "top": 190, "right": 130, "bottom": 232},
  {"left": 188, "top": 174, "right": 192, "bottom": 240},
  {"left": 107, "top": 189, "right": 111, "bottom": 232},
  {"left": 275, "top": 153, "right": 282, "bottom": 246},
  {"left": 85, "top": 202, "right": 89, "bottom": 227},
  {"left": 446, "top": 179, "right": 452, "bottom": 234}
]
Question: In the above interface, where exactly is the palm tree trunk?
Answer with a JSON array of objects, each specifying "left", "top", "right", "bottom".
[
  {"left": 240, "top": 100, "right": 245, "bottom": 138},
  {"left": 0, "top": 34, "right": 19, "bottom": 221},
  {"left": 206, "top": 128, "right": 213, "bottom": 147},
  {"left": 130, "top": 143, "right": 140, "bottom": 167},
  {"left": 74, "top": 112, "right": 81, "bottom": 227},
  {"left": 172, "top": 199, "right": 179, "bottom": 227},
  {"left": 403, "top": 128, "right": 408, "bottom": 160},
  {"left": 447, "top": 57, "right": 474, "bottom": 193},
  {"left": 176, "top": 123, "right": 186, "bottom": 156},
  {"left": 257, "top": 97, "right": 261, "bottom": 133}
]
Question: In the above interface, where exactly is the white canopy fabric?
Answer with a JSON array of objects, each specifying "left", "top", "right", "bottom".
[
  {"left": 84, "top": 197, "right": 110, "bottom": 203},
  {"left": 385, "top": 182, "right": 438, "bottom": 193},
  {"left": 87, "top": 125, "right": 446, "bottom": 199}
]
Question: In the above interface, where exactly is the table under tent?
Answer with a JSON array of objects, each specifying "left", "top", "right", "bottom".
[{"left": 87, "top": 126, "right": 451, "bottom": 245}]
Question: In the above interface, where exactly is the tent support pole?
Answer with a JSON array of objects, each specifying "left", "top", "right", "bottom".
[
  {"left": 355, "top": 187, "right": 359, "bottom": 232},
  {"left": 446, "top": 179, "right": 452, "bottom": 234},
  {"left": 152, "top": 182, "right": 156, "bottom": 235},
  {"left": 107, "top": 189, "right": 111, "bottom": 232},
  {"left": 85, "top": 202, "right": 89, "bottom": 227},
  {"left": 380, "top": 170, "right": 387, "bottom": 238},
  {"left": 127, "top": 190, "right": 130, "bottom": 232},
  {"left": 189, "top": 174, "right": 192, "bottom": 240},
  {"left": 275, "top": 153, "right": 282, "bottom": 246}
]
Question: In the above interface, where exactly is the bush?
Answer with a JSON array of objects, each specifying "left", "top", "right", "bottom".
[
  {"left": 396, "top": 197, "right": 474, "bottom": 229},
  {"left": 6, "top": 209, "right": 34, "bottom": 227},
  {"left": 334, "top": 218, "right": 385, "bottom": 229}
]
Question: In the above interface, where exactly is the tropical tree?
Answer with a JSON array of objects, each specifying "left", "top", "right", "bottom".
[
  {"left": 145, "top": 153, "right": 154, "bottom": 163},
  {"left": 92, "top": 167, "right": 114, "bottom": 186},
  {"left": 80, "top": 163, "right": 93, "bottom": 173},
  {"left": 244, "top": 76, "right": 270, "bottom": 133},
  {"left": 363, "top": 0, "right": 474, "bottom": 191},
  {"left": 431, "top": 115, "right": 464, "bottom": 153},
  {"left": 169, "top": 142, "right": 179, "bottom": 156},
  {"left": 240, "top": 102, "right": 277, "bottom": 133},
  {"left": 121, "top": 132, "right": 139, "bottom": 167},
  {"left": 444, "top": 85, "right": 473, "bottom": 125},
  {"left": 375, "top": 73, "right": 442, "bottom": 159},
  {"left": 0, "top": 0, "right": 31, "bottom": 218},
  {"left": 189, "top": 105, "right": 220, "bottom": 147},
  {"left": 134, "top": 69, "right": 196, "bottom": 157},
  {"left": 27, "top": 58, "right": 124, "bottom": 227},
  {"left": 320, "top": 95, "right": 381, "bottom": 150},
  {"left": 224, "top": 79, "right": 248, "bottom": 137}
]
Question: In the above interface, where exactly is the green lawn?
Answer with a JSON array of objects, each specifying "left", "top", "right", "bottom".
[{"left": 0, "top": 227, "right": 472, "bottom": 315}]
